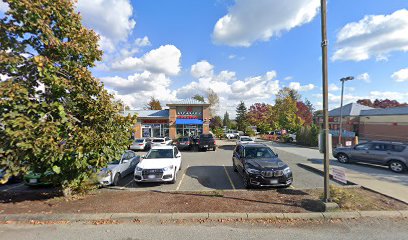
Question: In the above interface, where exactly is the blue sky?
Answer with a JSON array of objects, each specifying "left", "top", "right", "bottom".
[{"left": 2, "top": 0, "right": 408, "bottom": 116}]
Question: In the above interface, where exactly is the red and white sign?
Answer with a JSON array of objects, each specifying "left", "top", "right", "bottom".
[
  {"left": 142, "top": 119, "right": 168, "bottom": 124},
  {"left": 332, "top": 167, "right": 347, "bottom": 184}
]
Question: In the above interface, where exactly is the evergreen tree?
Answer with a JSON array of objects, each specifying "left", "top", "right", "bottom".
[
  {"left": 223, "top": 111, "right": 231, "bottom": 129},
  {"left": 236, "top": 101, "right": 248, "bottom": 131}
]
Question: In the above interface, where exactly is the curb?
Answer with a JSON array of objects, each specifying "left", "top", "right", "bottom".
[{"left": 1, "top": 211, "right": 407, "bottom": 222}]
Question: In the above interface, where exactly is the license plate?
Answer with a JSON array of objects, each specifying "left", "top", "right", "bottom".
[
  {"left": 29, "top": 179, "right": 37, "bottom": 184},
  {"left": 147, "top": 175, "right": 156, "bottom": 179},
  {"left": 204, "top": 145, "right": 208, "bottom": 148},
  {"left": 270, "top": 179, "right": 278, "bottom": 184}
]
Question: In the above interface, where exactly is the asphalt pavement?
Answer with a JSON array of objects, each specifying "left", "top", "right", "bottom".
[{"left": 1, "top": 218, "right": 407, "bottom": 240}]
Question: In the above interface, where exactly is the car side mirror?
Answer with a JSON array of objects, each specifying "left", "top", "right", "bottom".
[
  {"left": 176, "top": 153, "right": 181, "bottom": 158},
  {"left": 122, "top": 159, "right": 129, "bottom": 164},
  {"left": 275, "top": 153, "right": 279, "bottom": 157}
]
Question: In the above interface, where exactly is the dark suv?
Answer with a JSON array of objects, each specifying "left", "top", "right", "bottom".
[
  {"left": 175, "top": 136, "right": 195, "bottom": 151},
  {"left": 333, "top": 141, "right": 408, "bottom": 173},
  {"left": 232, "top": 143, "right": 293, "bottom": 188},
  {"left": 198, "top": 134, "right": 216, "bottom": 151}
]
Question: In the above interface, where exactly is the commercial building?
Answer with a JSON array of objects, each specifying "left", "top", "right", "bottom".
[
  {"left": 318, "top": 103, "right": 408, "bottom": 143},
  {"left": 124, "top": 99, "right": 211, "bottom": 139}
]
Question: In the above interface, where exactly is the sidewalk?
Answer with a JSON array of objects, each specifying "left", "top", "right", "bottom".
[{"left": 270, "top": 142, "right": 408, "bottom": 204}]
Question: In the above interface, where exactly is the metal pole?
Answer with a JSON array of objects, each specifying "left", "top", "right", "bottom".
[
  {"left": 320, "top": 0, "right": 330, "bottom": 202},
  {"left": 338, "top": 79, "right": 345, "bottom": 147}
]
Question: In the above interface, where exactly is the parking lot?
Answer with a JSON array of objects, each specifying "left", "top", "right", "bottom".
[{"left": 0, "top": 140, "right": 341, "bottom": 193}]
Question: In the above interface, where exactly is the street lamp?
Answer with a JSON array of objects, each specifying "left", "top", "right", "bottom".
[{"left": 338, "top": 76, "right": 354, "bottom": 147}]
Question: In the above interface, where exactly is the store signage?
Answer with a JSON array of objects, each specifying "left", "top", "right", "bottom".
[
  {"left": 177, "top": 111, "right": 202, "bottom": 116},
  {"left": 332, "top": 167, "right": 347, "bottom": 184},
  {"left": 142, "top": 119, "right": 168, "bottom": 124},
  {"left": 177, "top": 115, "right": 199, "bottom": 119}
]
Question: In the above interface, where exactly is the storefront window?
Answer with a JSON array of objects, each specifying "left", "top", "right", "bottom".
[
  {"left": 141, "top": 123, "right": 169, "bottom": 138},
  {"left": 176, "top": 124, "right": 203, "bottom": 137}
]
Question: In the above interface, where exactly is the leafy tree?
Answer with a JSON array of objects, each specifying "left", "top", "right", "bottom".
[
  {"left": 296, "top": 101, "right": 313, "bottom": 126},
  {"left": 210, "top": 116, "right": 223, "bottom": 129},
  {"left": 192, "top": 94, "right": 205, "bottom": 102},
  {"left": 223, "top": 111, "right": 231, "bottom": 129},
  {"left": 276, "top": 87, "right": 301, "bottom": 102},
  {"left": 212, "top": 127, "right": 224, "bottom": 139},
  {"left": 274, "top": 95, "right": 303, "bottom": 132},
  {"left": 113, "top": 99, "right": 130, "bottom": 112},
  {"left": 245, "top": 126, "right": 256, "bottom": 137},
  {"left": 207, "top": 88, "right": 219, "bottom": 117},
  {"left": 236, "top": 101, "right": 248, "bottom": 131},
  {"left": 357, "top": 99, "right": 407, "bottom": 108},
  {"left": 0, "top": 0, "right": 135, "bottom": 194},
  {"left": 145, "top": 97, "right": 162, "bottom": 110},
  {"left": 247, "top": 103, "right": 270, "bottom": 126}
]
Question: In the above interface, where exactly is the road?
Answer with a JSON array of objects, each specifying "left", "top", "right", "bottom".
[{"left": 0, "top": 218, "right": 407, "bottom": 240}]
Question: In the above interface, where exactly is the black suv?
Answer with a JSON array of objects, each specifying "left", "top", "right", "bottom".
[
  {"left": 175, "top": 136, "right": 195, "bottom": 151},
  {"left": 232, "top": 143, "right": 293, "bottom": 188},
  {"left": 198, "top": 134, "right": 216, "bottom": 151}
]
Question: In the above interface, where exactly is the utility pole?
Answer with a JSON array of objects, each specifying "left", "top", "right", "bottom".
[{"left": 320, "top": 0, "right": 330, "bottom": 202}]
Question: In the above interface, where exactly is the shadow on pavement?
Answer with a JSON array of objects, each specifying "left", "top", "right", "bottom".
[
  {"left": 0, "top": 186, "right": 61, "bottom": 203},
  {"left": 218, "top": 145, "right": 235, "bottom": 151}
]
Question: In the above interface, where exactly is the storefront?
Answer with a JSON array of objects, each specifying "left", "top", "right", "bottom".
[{"left": 125, "top": 99, "right": 211, "bottom": 139}]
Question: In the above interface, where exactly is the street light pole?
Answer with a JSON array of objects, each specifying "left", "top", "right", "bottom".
[
  {"left": 338, "top": 76, "right": 354, "bottom": 147},
  {"left": 320, "top": 0, "right": 330, "bottom": 202}
]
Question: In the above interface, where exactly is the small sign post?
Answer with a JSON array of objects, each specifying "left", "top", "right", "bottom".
[{"left": 332, "top": 167, "right": 347, "bottom": 184}]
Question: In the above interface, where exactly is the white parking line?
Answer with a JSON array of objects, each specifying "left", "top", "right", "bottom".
[
  {"left": 223, "top": 165, "right": 236, "bottom": 190},
  {"left": 176, "top": 165, "right": 189, "bottom": 191},
  {"left": 1, "top": 183, "right": 24, "bottom": 192}
]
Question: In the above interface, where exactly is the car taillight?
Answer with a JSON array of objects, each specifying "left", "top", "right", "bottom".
[
  {"left": 138, "top": 143, "right": 143, "bottom": 146},
  {"left": 186, "top": 141, "right": 190, "bottom": 145},
  {"left": 214, "top": 140, "right": 216, "bottom": 144},
  {"left": 197, "top": 141, "right": 200, "bottom": 145}
]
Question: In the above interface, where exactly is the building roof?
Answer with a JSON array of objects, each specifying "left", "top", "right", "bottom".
[
  {"left": 122, "top": 109, "right": 169, "bottom": 118},
  {"left": 166, "top": 98, "right": 210, "bottom": 106},
  {"left": 360, "top": 106, "right": 408, "bottom": 116},
  {"left": 329, "top": 103, "right": 374, "bottom": 117}
]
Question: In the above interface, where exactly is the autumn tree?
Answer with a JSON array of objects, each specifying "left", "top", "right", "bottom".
[
  {"left": 192, "top": 94, "right": 205, "bottom": 102},
  {"left": 236, "top": 101, "right": 248, "bottom": 131},
  {"left": 247, "top": 103, "right": 273, "bottom": 133},
  {"left": 296, "top": 101, "right": 313, "bottom": 126},
  {"left": 0, "top": 0, "right": 135, "bottom": 194},
  {"left": 357, "top": 99, "right": 407, "bottom": 108},
  {"left": 210, "top": 116, "right": 223, "bottom": 129},
  {"left": 207, "top": 88, "right": 219, "bottom": 117},
  {"left": 276, "top": 87, "right": 301, "bottom": 102},
  {"left": 145, "top": 97, "right": 162, "bottom": 110},
  {"left": 274, "top": 94, "right": 303, "bottom": 132}
]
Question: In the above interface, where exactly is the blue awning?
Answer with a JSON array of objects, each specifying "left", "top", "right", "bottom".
[{"left": 176, "top": 119, "right": 203, "bottom": 125}]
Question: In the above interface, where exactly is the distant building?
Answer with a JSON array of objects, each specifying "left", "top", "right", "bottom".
[{"left": 317, "top": 103, "right": 408, "bottom": 142}]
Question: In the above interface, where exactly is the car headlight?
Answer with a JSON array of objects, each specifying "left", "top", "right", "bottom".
[
  {"left": 246, "top": 168, "right": 260, "bottom": 174},
  {"left": 163, "top": 165, "right": 174, "bottom": 171},
  {"left": 283, "top": 167, "right": 291, "bottom": 175},
  {"left": 101, "top": 169, "right": 112, "bottom": 177},
  {"left": 136, "top": 166, "right": 143, "bottom": 171}
]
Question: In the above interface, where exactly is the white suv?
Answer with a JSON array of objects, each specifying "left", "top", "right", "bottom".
[{"left": 134, "top": 146, "right": 182, "bottom": 184}]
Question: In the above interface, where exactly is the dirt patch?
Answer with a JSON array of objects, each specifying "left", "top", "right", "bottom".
[{"left": 0, "top": 187, "right": 407, "bottom": 214}]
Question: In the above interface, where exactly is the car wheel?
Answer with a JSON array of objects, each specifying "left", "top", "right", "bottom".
[
  {"left": 212, "top": 147, "right": 216, "bottom": 151},
  {"left": 171, "top": 170, "right": 177, "bottom": 184},
  {"left": 337, "top": 153, "right": 349, "bottom": 163},
  {"left": 242, "top": 173, "right": 252, "bottom": 189},
  {"left": 389, "top": 160, "right": 407, "bottom": 173},
  {"left": 113, "top": 173, "right": 121, "bottom": 186},
  {"left": 288, "top": 137, "right": 293, "bottom": 143}
]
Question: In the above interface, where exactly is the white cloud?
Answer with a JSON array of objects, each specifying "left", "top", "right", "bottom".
[
  {"left": 328, "top": 83, "right": 340, "bottom": 91},
  {"left": 111, "top": 45, "right": 182, "bottom": 75},
  {"left": 176, "top": 61, "right": 280, "bottom": 115},
  {"left": 284, "top": 76, "right": 293, "bottom": 81},
  {"left": 77, "top": 0, "right": 136, "bottom": 52},
  {"left": 391, "top": 68, "right": 408, "bottom": 82},
  {"left": 356, "top": 72, "right": 371, "bottom": 83},
  {"left": 212, "top": 0, "right": 320, "bottom": 47},
  {"left": 228, "top": 54, "right": 236, "bottom": 59},
  {"left": 289, "top": 82, "right": 315, "bottom": 91},
  {"left": 101, "top": 71, "right": 177, "bottom": 108},
  {"left": 332, "top": 9, "right": 408, "bottom": 61},
  {"left": 135, "top": 36, "right": 151, "bottom": 47},
  {"left": 0, "top": 1, "right": 9, "bottom": 13}
]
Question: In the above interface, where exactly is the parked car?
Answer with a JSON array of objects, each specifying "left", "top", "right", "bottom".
[
  {"left": 237, "top": 136, "right": 255, "bottom": 145},
  {"left": 24, "top": 170, "right": 54, "bottom": 187},
  {"left": 130, "top": 138, "right": 149, "bottom": 151},
  {"left": 134, "top": 146, "right": 182, "bottom": 184},
  {"left": 333, "top": 141, "right": 408, "bottom": 173},
  {"left": 98, "top": 150, "right": 140, "bottom": 186},
  {"left": 175, "top": 136, "right": 194, "bottom": 150},
  {"left": 232, "top": 143, "right": 293, "bottom": 188},
  {"left": 164, "top": 137, "right": 173, "bottom": 145},
  {"left": 198, "top": 134, "right": 216, "bottom": 151},
  {"left": 286, "top": 133, "right": 297, "bottom": 143},
  {"left": 225, "top": 130, "right": 239, "bottom": 139},
  {"left": 150, "top": 138, "right": 167, "bottom": 147}
]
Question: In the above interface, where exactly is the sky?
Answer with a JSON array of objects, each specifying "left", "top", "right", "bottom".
[{"left": 1, "top": 0, "right": 408, "bottom": 117}]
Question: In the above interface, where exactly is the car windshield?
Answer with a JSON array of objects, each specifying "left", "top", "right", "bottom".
[
  {"left": 135, "top": 139, "right": 144, "bottom": 143},
  {"left": 241, "top": 137, "right": 252, "bottom": 141},
  {"left": 152, "top": 139, "right": 164, "bottom": 143},
  {"left": 244, "top": 147, "right": 276, "bottom": 159},
  {"left": 145, "top": 149, "right": 174, "bottom": 159}
]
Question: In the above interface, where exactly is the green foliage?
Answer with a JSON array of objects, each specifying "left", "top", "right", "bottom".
[
  {"left": 223, "top": 111, "right": 231, "bottom": 129},
  {"left": 296, "top": 124, "right": 320, "bottom": 147},
  {"left": 236, "top": 101, "right": 248, "bottom": 131},
  {"left": 0, "top": 0, "right": 135, "bottom": 193},
  {"left": 322, "top": 185, "right": 356, "bottom": 209},
  {"left": 245, "top": 126, "right": 256, "bottom": 137},
  {"left": 210, "top": 116, "right": 223, "bottom": 129},
  {"left": 212, "top": 128, "right": 224, "bottom": 139},
  {"left": 274, "top": 95, "right": 303, "bottom": 132},
  {"left": 192, "top": 94, "right": 205, "bottom": 102}
]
